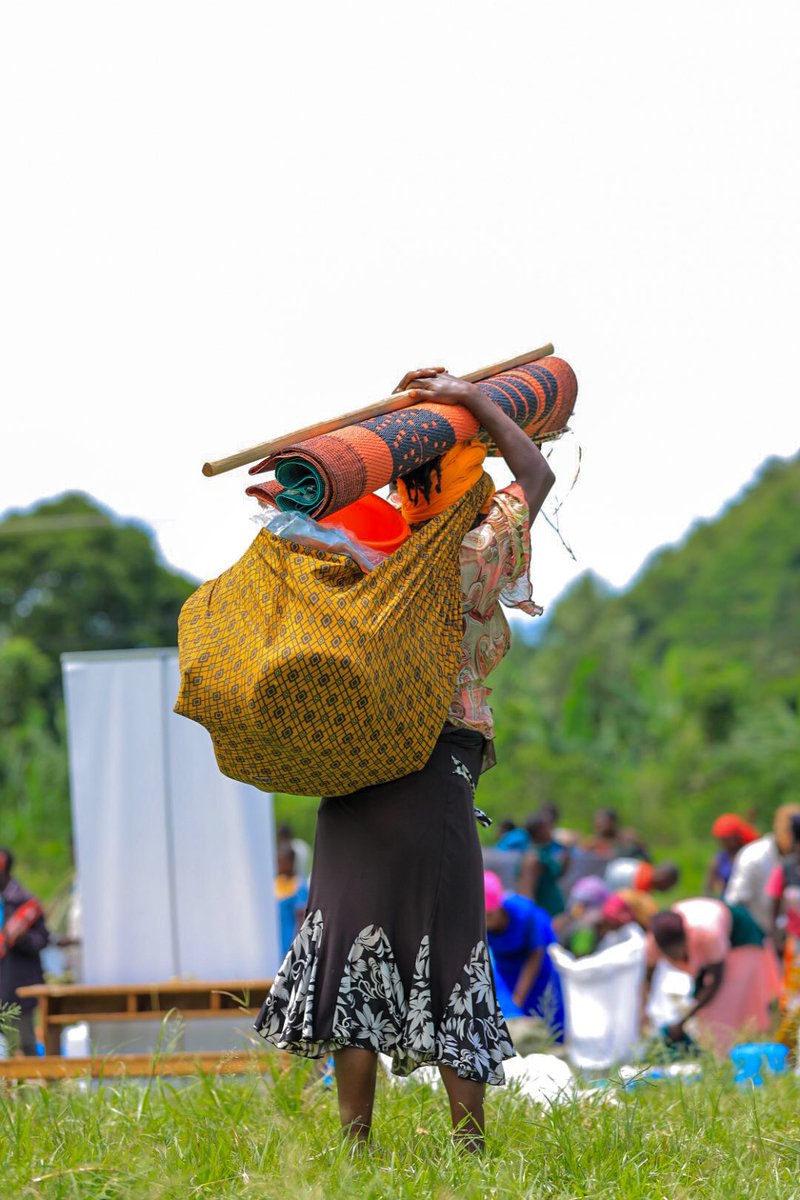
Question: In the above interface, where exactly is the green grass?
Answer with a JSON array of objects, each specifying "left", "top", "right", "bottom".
[{"left": 2, "top": 1055, "right": 799, "bottom": 1199}]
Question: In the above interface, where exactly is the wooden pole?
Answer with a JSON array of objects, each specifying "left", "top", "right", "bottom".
[{"left": 201, "top": 343, "right": 554, "bottom": 476}]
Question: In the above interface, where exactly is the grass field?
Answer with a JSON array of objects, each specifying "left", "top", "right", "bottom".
[{"left": 2, "top": 1053, "right": 799, "bottom": 1200}]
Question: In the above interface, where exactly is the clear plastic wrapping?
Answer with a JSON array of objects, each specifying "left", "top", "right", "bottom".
[{"left": 251, "top": 507, "right": 387, "bottom": 572}]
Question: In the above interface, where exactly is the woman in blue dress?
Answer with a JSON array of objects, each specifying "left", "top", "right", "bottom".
[{"left": 484, "top": 871, "right": 564, "bottom": 1040}]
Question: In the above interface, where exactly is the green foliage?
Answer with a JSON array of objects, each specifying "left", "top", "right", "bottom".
[
  {"left": 0, "top": 493, "right": 195, "bottom": 674},
  {"left": 473, "top": 454, "right": 800, "bottom": 893},
  {"left": 2, "top": 455, "right": 799, "bottom": 902}
]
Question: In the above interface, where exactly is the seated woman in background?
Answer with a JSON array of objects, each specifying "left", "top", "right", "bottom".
[
  {"left": 649, "top": 897, "right": 780, "bottom": 1058},
  {"left": 484, "top": 870, "right": 564, "bottom": 1041}
]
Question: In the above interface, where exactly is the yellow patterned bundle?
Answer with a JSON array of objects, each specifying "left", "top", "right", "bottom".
[{"left": 174, "top": 475, "right": 493, "bottom": 797}]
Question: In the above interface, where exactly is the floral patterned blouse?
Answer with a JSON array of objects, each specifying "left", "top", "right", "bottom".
[{"left": 447, "top": 482, "right": 541, "bottom": 742}]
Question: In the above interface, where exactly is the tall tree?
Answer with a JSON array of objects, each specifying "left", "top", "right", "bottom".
[{"left": 0, "top": 493, "right": 196, "bottom": 688}]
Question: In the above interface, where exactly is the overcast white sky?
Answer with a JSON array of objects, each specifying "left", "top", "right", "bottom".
[{"left": 2, "top": 2, "right": 798, "bottom": 612}]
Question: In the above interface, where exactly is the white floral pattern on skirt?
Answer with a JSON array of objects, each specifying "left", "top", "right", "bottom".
[{"left": 254, "top": 909, "right": 515, "bottom": 1085}]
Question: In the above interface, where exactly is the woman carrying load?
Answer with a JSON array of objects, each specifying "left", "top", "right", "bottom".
[{"left": 255, "top": 367, "right": 554, "bottom": 1150}]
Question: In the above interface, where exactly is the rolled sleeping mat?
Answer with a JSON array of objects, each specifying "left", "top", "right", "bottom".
[{"left": 246, "top": 355, "right": 577, "bottom": 519}]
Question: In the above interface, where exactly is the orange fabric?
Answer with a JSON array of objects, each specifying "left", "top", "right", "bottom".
[
  {"left": 396, "top": 440, "right": 495, "bottom": 526},
  {"left": 634, "top": 862, "right": 655, "bottom": 892}
]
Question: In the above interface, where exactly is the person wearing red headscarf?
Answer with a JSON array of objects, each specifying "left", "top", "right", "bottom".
[
  {"left": 711, "top": 814, "right": 760, "bottom": 856},
  {"left": 721, "top": 808, "right": 800, "bottom": 935},
  {"left": 706, "top": 814, "right": 758, "bottom": 903}
]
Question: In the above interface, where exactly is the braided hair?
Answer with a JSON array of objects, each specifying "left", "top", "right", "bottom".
[{"left": 398, "top": 456, "right": 444, "bottom": 506}]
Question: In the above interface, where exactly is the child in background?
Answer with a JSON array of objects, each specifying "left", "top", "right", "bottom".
[{"left": 275, "top": 844, "right": 308, "bottom": 959}]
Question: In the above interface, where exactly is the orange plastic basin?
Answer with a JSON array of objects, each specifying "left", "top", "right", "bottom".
[{"left": 318, "top": 494, "right": 411, "bottom": 554}]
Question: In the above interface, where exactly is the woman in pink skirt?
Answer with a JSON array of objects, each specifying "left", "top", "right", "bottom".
[{"left": 649, "top": 898, "right": 780, "bottom": 1057}]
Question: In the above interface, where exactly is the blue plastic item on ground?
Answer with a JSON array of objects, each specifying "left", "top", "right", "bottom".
[
  {"left": 730, "top": 1042, "right": 790, "bottom": 1086},
  {"left": 762, "top": 1042, "right": 790, "bottom": 1073},
  {"left": 321, "top": 1056, "right": 335, "bottom": 1088}
]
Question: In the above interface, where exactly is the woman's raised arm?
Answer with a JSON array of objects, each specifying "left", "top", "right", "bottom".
[{"left": 399, "top": 370, "right": 555, "bottom": 525}]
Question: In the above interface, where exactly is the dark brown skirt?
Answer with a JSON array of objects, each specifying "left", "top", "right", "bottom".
[{"left": 254, "top": 724, "right": 514, "bottom": 1084}]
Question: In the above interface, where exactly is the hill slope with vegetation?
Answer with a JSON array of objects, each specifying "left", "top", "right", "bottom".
[
  {"left": 1, "top": 455, "right": 798, "bottom": 899},
  {"left": 479, "top": 453, "right": 800, "bottom": 879}
]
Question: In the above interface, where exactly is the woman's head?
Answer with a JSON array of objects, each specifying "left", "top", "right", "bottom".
[
  {"left": 525, "top": 811, "right": 553, "bottom": 844},
  {"left": 617, "top": 887, "right": 659, "bottom": 929},
  {"left": 567, "top": 875, "right": 610, "bottom": 918},
  {"left": 593, "top": 807, "right": 618, "bottom": 838},
  {"left": 774, "top": 805, "right": 800, "bottom": 855},
  {"left": 484, "top": 871, "right": 509, "bottom": 932},
  {"left": 395, "top": 441, "right": 492, "bottom": 526},
  {"left": 566, "top": 878, "right": 609, "bottom": 931},
  {"left": 399, "top": 456, "right": 443, "bottom": 508},
  {"left": 711, "top": 813, "right": 759, "bottom": 857},
  {"left": 791, "top": 813, "right": 800, "bottom": 851},
  {"left": 277, "top": 844, "right": 296, "bottom": 878},
  {"left": 599, "top": 894, "right": 636, "bottom": 931},
  {"left": 650, "top": 911, "right": 688, "bottom": 963},
  {"left": 650, "top": 862, "right": 680, "bottom": 892}
]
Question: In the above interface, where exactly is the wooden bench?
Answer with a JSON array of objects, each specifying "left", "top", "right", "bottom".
[
  {"left": 16, "top": 979, "right": 272, "bottom": 1057},
  {"left": 0, "top": 1049, "right": 282, "bottom": 1081}
]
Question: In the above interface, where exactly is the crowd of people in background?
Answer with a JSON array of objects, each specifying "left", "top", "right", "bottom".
[
  {"left": 475, "top": 803, "right": 800, "bottom": 1058},
  {"left": 271, "top": 802, "right": 800, "bottom": 1063},
  {"left": 4, "top": 800, "right": 800, "bottom": 1061}
]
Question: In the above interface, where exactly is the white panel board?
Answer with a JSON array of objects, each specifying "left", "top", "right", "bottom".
[
  {"left": 63, "top": 654, "right": 175, "bottom": 983},
  {"left": 62, "top": 650, "right": 281, "bottom": 989},
  {"left": 162, "top": 655, "right": 279, "bottom": 979}
]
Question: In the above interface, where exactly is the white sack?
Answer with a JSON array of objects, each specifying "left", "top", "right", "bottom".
[{"left": 548, "top": 926, "right": 647, "bottom": 1070}]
